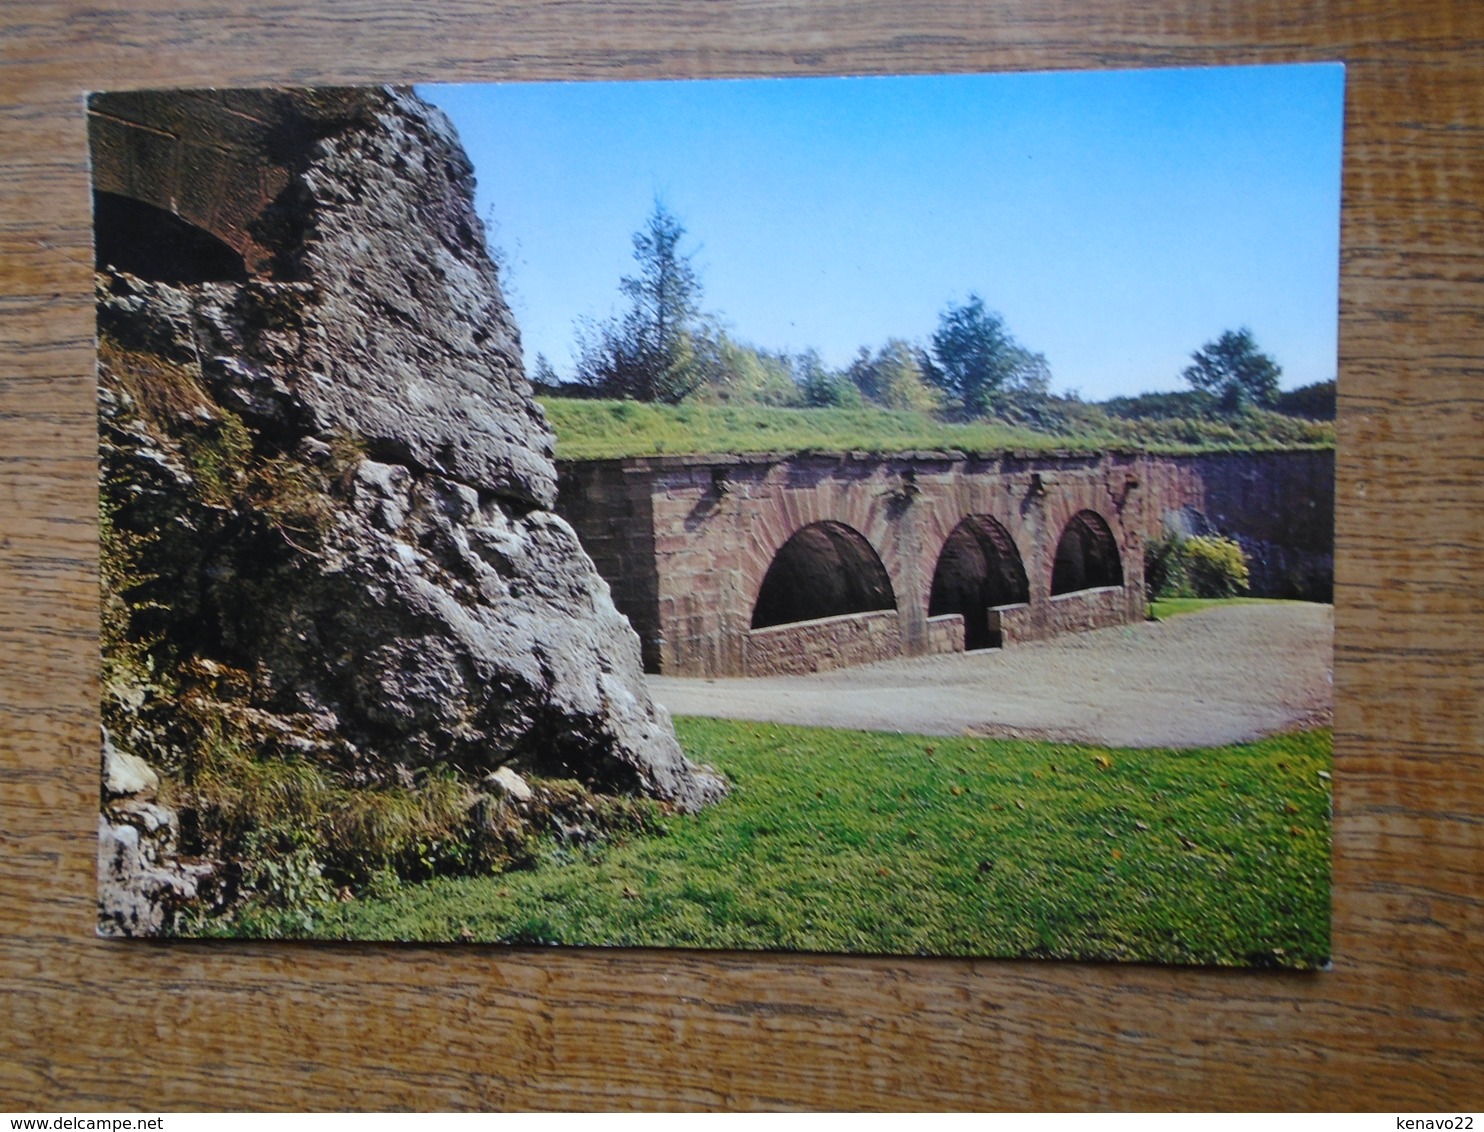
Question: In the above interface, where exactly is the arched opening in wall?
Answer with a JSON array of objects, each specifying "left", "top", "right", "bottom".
[
  {"left": 93, "top": 191, "right": 249, "bottom": 285},
  {"left": 750, "top": 521, "right": 895, "bottom": 629},
  {"left": 1051, "top": 510, "right": 1124, "bottom": 595},
  {"left": 928, "top": 516, "right": 1029, "bottom": 649}
]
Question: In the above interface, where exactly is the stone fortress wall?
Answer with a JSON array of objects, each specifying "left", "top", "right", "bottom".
[{"left": 558, "top": 448, "right": 1334, "bottom": 678}]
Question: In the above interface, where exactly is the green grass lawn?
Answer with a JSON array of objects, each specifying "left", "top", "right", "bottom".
[
  {"left": 538, "top": 397, "right": 1334, "bottom": 461},
  {"left": 302, "top": 718, "right": 1332, "bottom": 967},
  {"left": 1148, "top": 596, "right": 1298, "bottom": 620}
]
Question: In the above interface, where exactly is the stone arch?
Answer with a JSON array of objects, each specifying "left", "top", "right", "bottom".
[
  {"left": 88, "top": 90, "right": 306, "bottom": 280},
  {"left": 928, "top": 515, "right": 1030, "bottom": 649},
  {"left": 736, "top": 461, "right": 908, "bottom": 625},
  {"left": 1051, "top": 509, "right": 1124, "bottom": 595},
  {"left": 93, "top": 191, "right": 249, "bottom": 285},
  {"left": 750, "top": 521, "right": 896, "bottom": 630}
]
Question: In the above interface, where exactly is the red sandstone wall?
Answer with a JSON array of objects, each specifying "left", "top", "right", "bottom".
[
  {"left": 555, "top": 448, "right": 1332, "bottom": 677},
  {"left": 90, "top": 90, "right": 296, "bottom": 275},
  {"left": 89, "top": 88, "right": 383, "bottom": 278},
  {"left": 558, "top": 451, "right": 1150, "bottom": 677},
  {"left": 1140, "top": 450, "right": 1334, "bottom": 598},
  {"left": 555, "top": 460, "right": 664, "bottom": 670}
]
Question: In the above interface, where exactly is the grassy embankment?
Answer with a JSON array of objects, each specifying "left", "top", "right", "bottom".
[
  {"left": 538, "top": 397, "right": 1335, "bottom": 461},
  {"left": 301, "top": 717, "right": 1331, "bottom": 967}
]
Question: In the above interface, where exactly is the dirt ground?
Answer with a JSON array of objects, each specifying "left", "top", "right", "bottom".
[{"left": 646, "top": 602, "right": 1334, "bottom": 748}]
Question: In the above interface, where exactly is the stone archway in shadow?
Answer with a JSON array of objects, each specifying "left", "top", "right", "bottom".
[
  {"left": 928, "top": 515, "right": 1030, "bottom": 649},
  {"left": 1051, "top": 509, "right": 1124, "bottom": 595},
  {"left": 750, "top": 521, "right": 896, "bottom": 629},
  {"left": 94, "top": 191, "right": 249, "bottom": 285}
]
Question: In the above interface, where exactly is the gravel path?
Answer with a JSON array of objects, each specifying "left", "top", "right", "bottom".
[{"left": 646, "top": 603, "right": 1333, "bottom": 748}]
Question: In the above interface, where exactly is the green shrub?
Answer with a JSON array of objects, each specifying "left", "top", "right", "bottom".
[
  {"left": 1145, "top": 531, "right": 1250, "bottom": 599},
  {"left": 1184, "top": 534, "right": 1251, "bottom": 598},
  {"left": 1143, "top": 531, "right": 1189, "bottom": 599}
]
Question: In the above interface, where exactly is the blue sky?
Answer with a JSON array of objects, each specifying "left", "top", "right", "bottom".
[{"left": 419, "top": 64, "right": 1344, "bottom": 401}]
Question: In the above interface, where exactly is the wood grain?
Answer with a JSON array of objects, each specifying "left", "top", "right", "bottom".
[{"left": 3, "top": 0, "right": 1481, "bottom": 1110}]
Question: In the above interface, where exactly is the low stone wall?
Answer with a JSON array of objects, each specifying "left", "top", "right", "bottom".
[
  {"left": 925, "top": 613, "right": 966, "bottom": 655},
  {"left": 989, "top": 602, "right": 1035, "bottom": 647},
  {"left": 933, "top": 603, "right": 1036, "bottom": 650},
  {"left": 1043, "top": 586, "right": 1139, "bottom": 637},
  {"left": 745, "top": 609, "right": 902, "bottom": 676}
]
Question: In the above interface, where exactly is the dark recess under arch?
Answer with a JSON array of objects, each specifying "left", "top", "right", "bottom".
[
  {"left": 928, "top": 516, "right": 1029, "bottom": 649},
  {"left": 1051, "top": 509, "right": 1123, "bottom": 595},
  {"left": 751, "top": 521, "right": 896, "bottom": 630},
  {"left": 94, "top": 191, "right": 249, "bottom": 285}
]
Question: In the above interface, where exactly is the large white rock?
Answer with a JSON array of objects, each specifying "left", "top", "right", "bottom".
[
  {"left": 484, "top": 766, "right": 534, "bottom": 803},
  {"left": 101, "top": 728, "right": 159, "bottom": 798}
]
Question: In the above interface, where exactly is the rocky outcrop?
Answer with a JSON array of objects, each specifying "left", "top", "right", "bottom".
[
  {"left": 94, "top": 87, "right": 724, "bottom": 932},
  {"left": 98, "top": 729, "right": 213, "bottom": 936}
]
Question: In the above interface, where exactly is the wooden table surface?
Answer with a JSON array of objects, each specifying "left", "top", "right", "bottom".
[{"left": 2, "top": 0, "right": 1480, "bottom": 1111}]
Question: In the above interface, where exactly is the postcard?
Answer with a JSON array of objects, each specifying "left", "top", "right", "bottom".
[{"left": 94, "top": 67, "right": 1341, "bottom": 964}]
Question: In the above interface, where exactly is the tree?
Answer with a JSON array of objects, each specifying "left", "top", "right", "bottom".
[
  {"left": 573, "top": 202, "right": 707, "bottom": 404},
  {"left": 530, "top": 352, "right": 561, "bottom": 391},
  {"left": 927, "top": 294, "right": 1050, "bottom": 417},
  {"left": 689, "top": 330, "right": 802, "bottom": 407},
  {"left": 793, "top": 349, "right": 862, "bottom": 408},
  {"left": 845, "top": 339, "right": 939, "bottom": 411},
  {"left": 1181, "top": 327, "right": 1282, "bottom": 411}
]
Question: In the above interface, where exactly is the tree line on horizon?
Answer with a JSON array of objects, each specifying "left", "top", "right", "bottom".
[{"left": 530, "top": 202, "right": 1333, "bottom": 423}]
